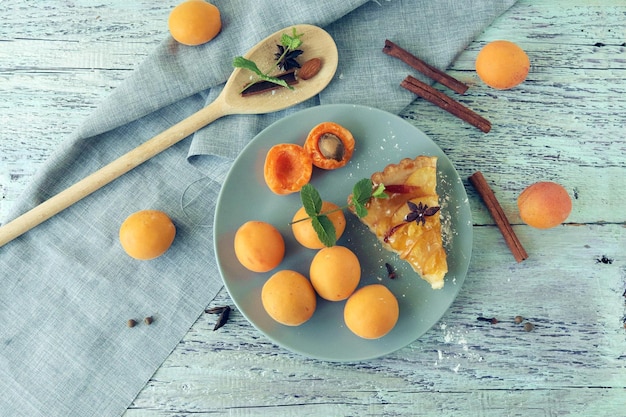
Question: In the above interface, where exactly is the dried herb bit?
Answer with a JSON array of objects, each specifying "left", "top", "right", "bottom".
[
  {"left": 213, "top": 305, "right": 231, "bottom": 331},
  {"left": 596, "top": 255, "right": 614, "bottom": 264},
  {"left": 477, "top": 316, "right": 499, "bottom": 324},
  {"left": 205, "top": 306, "right": 229, "bottom": 314},
  {"left": 385, "top": 262, "right": 396, "bottom": 279}
]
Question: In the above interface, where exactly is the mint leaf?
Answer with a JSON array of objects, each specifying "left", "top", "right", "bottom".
[
  {"left": 352, "top": 178, "right": 373, "bottom": 205},
  {"left": 372, "top": 183, "right": 388, "bottom": 199},
  {"left": 256, "top": 73, "right": 292, "bottom": 90},
  {"left": 300, "top": 184, "right": 323, "bottom": 218},
  {"left": 312, "top": 214, "right": 337, "bottom": 247},
  {"left": 281, "top": 28, "right": 303, "bottom": 50},
  {"left": 351, "top": 179, "right": 385, "bottom": 218},
  {"left": 233, "top": 56, "right": 263, "bottom": 75},
  {"left": 234, "top": 56, "right": 292, "bottom": 90}
]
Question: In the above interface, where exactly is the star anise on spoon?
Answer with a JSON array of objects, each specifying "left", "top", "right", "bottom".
[
  {"left": 275, "top": 44, "right": 304, "bottom": 70},
  {"left": 384, "top": 201, "right": 441, "bottom": 242}
]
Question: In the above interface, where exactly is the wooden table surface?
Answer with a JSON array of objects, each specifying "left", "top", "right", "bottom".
[{"left": 1, "top": 0, "right": 625, "bottom": 416}]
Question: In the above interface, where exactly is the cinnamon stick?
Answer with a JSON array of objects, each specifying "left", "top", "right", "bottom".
[
  {"left": 401, "top": 75, "right": 491, "bottom": 133},
  {"left": 468, "top": 171, "right": 528, "bottom": 262},
  {"left": 383, "top": 39, "right": 469, "bottom": 94},
  {"left": 241, "top": 71, "right": 298, "bottom": 97}
]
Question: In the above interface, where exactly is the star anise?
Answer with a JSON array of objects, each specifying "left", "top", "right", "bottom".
[
  {"left": 274, "top": 44, "right": 303, "bottom": 71},
  {"left": 383, "top": 201, "right": 441, "bottom": 242},
  {"left": 404, "top": 201, "right": 440, "bottom": 225}
]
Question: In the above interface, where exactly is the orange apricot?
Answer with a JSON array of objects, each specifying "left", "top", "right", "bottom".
[
  {"left": 344, "top": 284, "right": 399, "bottom": 339},
  {"left": 234, "top": 221, "right": 285, "bottom": 272},
  {"left": 168, "top": 1, "right": 221, "bottom": 46},
  {"left": 119, "top": 210, "right": 176, "bottom": 260},
  {"left": 261, "top": 270, "right": 317, "bottom": 326},
  {"left": 303, "top": 122, "right": 355, "bottom": 170},
  {"left": 309, "top": 246, "right": 361, "bottom": 301},
  {"left": 291, "top": 201, "right": 346, "bottom": 249},
  {"left": 263, "top": 143, "right": 313, "bottom": 195},
  {"left": 517, "top": 181, "right": 572, "bottom": 229},
  {"left": 475, "top": 40, "right": 530, "bottom": 90}
]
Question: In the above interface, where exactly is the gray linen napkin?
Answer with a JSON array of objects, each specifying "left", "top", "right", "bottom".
[{"left": 0, "top": 1, "right": 516, "bottom": 416}]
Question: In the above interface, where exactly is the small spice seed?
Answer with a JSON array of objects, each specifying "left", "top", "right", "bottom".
[
  {"left": 213, "top": 306, "right": 231, "bottom": 331},
  {"left": 477, "top": 316, "right": 499, "bottom": 324},
  {"left": 514, "top": 315, "right": 523, "bottom": 324},
  {"left": 523, "top": 322, "right": 535, "bottom": 332},
  {"left": 144, "top": 316, "right": 154, "bottom": 325},
  {"left": 127, "top": 319, "right": 137, "bottom": 328},
  {"left": 385, "top": 262, "right": 396, "bottom": 279}
]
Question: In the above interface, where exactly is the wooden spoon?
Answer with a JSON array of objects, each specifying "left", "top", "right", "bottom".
[{"left": 0, "top": 24, "right": 338, "bottom": 247}]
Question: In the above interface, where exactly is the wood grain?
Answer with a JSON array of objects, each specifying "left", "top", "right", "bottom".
[{"left": 1, "top": 0, "right": 624, "bottom": 416}]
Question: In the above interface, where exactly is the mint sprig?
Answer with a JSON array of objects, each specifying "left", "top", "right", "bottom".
[
  {"left": 351, "top": 178, "right": 387, "bottom": 218},
  {"left": 232, "top": 57, "right": 292, "bottom": 90},
  {"left": 300, "top": 183, "right": 323, "bottom": 217},
  {"left": 234, "top": 28, "right": 304, "bottom": 93},
  {"left": 293, "top": 180, "right": 388, "bottom": 248}
]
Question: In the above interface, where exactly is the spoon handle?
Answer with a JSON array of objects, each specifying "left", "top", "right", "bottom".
[{"left": 0, "top": 100, "right": 228, "bottom": 248}]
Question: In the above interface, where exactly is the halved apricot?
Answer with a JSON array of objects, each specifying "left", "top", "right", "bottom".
[
  {"left": 263, "top": 143, "right": 313, "bottom": 195},
  {"left": 303, "top": 122, "right": 355, "bottom": 170}
]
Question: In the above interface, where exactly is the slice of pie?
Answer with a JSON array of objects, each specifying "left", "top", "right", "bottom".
[{"left": 350, "top": 156, "right": 448, "bottom": 289}]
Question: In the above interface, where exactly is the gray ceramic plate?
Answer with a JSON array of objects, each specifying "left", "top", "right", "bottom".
[{"left": 214, "top": 104, "right": 472, "bottom": 362}]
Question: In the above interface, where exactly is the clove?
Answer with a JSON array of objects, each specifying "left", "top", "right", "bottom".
[{"left": 206, "top": 305, "right": 231, "bottom": 331}]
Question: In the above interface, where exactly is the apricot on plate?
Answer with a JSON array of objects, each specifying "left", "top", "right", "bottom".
[
  {"left": 344, "top": 284, "right": 399, "bottom": 339},
  {"left": 263, "top": 143, "right": 313, "bottom": 195},
  {"left": 119, "top": 210, "right": 176, "bottom": 260},
  {"left": 261, "top": 270, "right": 317, "bottom": 326},
  {"left": 291, "top": 201, "right": 346, "bottom": 249},
  {"left": 168, "top": 1, "right": 221, "bottom": 46},
  {"left": 475, "top": 40, "right": 530, "bottom": 90},
  {"left": 517, "top": 181, "right": 572, "bottom": 229},
  {"left": 234, "top": 221, "right": 285, "bottom": 272},
  {"left": 309, "top": 246, "right": 361, "bottom": 301}
]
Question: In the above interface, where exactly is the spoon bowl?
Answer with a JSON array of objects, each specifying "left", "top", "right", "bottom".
[
  {"left": 0, "top": 24, "right": 338, "bottom": 247},
  {"left": 220, "top": 24, "right": 338, "bottom": 114}
]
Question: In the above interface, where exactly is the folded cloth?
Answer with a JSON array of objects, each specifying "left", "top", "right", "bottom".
[{"left": 0, "top": 1, "right": 516, "bottom": 416}]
